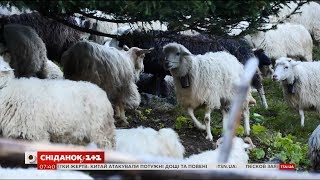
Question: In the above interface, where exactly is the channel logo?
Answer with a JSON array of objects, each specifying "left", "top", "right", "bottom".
[{"left": 25, "top": 151, "right": 37, "bottom": 164}]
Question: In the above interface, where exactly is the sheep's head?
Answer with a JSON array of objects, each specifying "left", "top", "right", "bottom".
[
  {"left": 215, "top": 137, "right": 255, "bottom": 151},
  {"left": 127, "top": 47, "right": 153, "bottom": 80},
  {"left": 253, "top": 49, "right": 272, "bottom": 68},
  {"left": 273, "top": 57, "right": 300, "bottom": 82},
  {"left": 163, "top": 43, "right": 191, "bottom": 71}
]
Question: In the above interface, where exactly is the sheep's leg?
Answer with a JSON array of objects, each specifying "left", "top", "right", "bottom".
[
  {"left": 257, "top": 87, "right": 268, "bottom": 109},
  {"left": 243, "top": 107, "right": 251, "bottom": 135},
  {"left": 114, "top": 105, "right": 120, "bottom": 118},
  {"left": 119, "top": 103, "right": 129, "bottom": 125},
  {"left": 204, "top": 108, "right": 213, "bottom": 141},
  {"left": 299, "top": 109, "right": 305, "bottom": 127},
  {"left": 187, "top": 107, "right": 206, "bottom": 130}
]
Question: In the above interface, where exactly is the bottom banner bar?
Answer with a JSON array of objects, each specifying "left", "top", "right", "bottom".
[{"left": 54, "top": 163, "right": 283, "bottom": 171}]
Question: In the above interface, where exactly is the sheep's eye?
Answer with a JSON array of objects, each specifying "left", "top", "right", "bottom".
[
  {"left": 176, "top": 52, "right": 180, "bottom": 56},
  {"left": 284, "top": 66, "right": 288, "bottom": 69}
]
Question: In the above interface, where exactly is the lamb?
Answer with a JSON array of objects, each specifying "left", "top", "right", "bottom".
[
  {"left": 0, "top": 56, "right": 115, "bottom": 149},
  {"left": 0, "top": 167, "right": 93, "bottom": 179},
  {"left": 245, "top": 23, "right": 313, "bottom": 62},
  {"left": 115, "top": 126, "right": 185, "bottom": 158},
  {"left": 272, "top": 57, "right": 320, "bottom": 127},
  {"left": 268, "top": 1, "right": 320, "bottom": 43},
  {"left": 0, "top": 24, "right": 47, "bottom": 78},
  {"left": 113, "top": 30, "right": 271, "bottom": 108},
  {"left": 185, "top": 137, "right": 254, "bottom": 164},
  {"left": 1, "top": 12, "right": 87, "bottom": 62},
  {"left": 61, "top": 40, "right": 152, "bottom": 125},
  {"left": 163, "top": 43, "right": 252, "bottom": 141},
  {"left": 308, "top": 124, "right": 320, "bottom": 172}
]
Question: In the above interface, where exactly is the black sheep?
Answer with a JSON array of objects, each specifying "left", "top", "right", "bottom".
[{"left": 0, "top": 12, "right": 86, "bottom": 62}]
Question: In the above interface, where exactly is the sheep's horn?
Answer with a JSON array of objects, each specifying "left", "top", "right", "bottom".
[{"left": 243, "top": 137, "right": 256, "bottom": 149}]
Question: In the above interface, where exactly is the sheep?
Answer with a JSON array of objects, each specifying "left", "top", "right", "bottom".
[
  {"left": 268, "top": 1, "right": 320, "bottom": 43},
  {"left": 136, "top": 73, "right": 175, "bottom": 98},
  {"left": 0, "top": 24, "right": 47, "bottom": 78},
  {"left": 113, "top": 30, "right": 271, "bottom": 108},
  {"left": 39, "top": 60, "right": 64, "bottom": 79},
  {"left": 185, "top": 137, "right": 254, "bottom": 164},
  {"left": 0, "top": 49, "right": 63, "bottom": 79},
  {"left": 163, "top": 42, "right": 252, "bottom": 141},
  {"left": 0, "top": 56, "right": 116, "bottom": 149},
  {"left": 272, "top": 57, "right": 320, "bottom": 127},
  {"left": 0, "top": 167, "right": 93, "bottom": 179},
  {"left": 115, "top": 126, "right": 185, "bottom": 158},
  {"left": 308, "top": 124, "right": 320, "bottom": 172},
  {"left": 245, "top": 23, "right": 313, "bottom": 62},
  {"left": 61, "top": 40, "right": 152, "bottom": 125},
  {"left": 0, "top": 12, "right": 87, "bottom": 62}
]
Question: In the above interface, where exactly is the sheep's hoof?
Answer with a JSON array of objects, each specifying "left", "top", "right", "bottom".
[
  {"left": 206, "top": 134, "right": 213, "bottom": 141},
  {"left": 121, "top": 120, "right": 129, "bottom": 126}
]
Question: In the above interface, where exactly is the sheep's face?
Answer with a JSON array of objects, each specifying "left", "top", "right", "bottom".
[
  {"left": 128, "top": 47, "right": 153, "bottom": 81},
  {"left": 163, "top": 43, "right": 191, "bottom": 70},
  {"left": 273, "top": 57, "right": 300, "bottom": 81}
]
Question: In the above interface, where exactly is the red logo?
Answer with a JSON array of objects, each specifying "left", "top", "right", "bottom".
[{"left": 279, "top": 163, "right": 295, "bottom": 170}]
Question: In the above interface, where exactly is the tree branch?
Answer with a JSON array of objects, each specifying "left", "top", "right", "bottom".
[
  {"left": 77, "top": 11, "right": 138, "bottom": 23},
  {"left": 42, "top": 13, "right": 119, "bottom": 39}
]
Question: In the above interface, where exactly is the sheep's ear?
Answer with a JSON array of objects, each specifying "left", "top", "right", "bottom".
[
  {"left": 136, "top": 48, "right": 153, "bottom": 56},
  {"left": 179, "top": 45, "right": 191, "bottom": 56},
  {"left": 290, "top": 60, "right": 301, "bottom": 67}
]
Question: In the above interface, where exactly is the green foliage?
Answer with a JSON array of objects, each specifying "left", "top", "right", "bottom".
[
  {"left": 250, "top": 113, "right": 265, "bottom": 125},
  {"left": 249, "top": 120, "right": 310, "bottom": 168},
  {"left": 252, "top": 125, "right": 267, "bottom": 135},
  {"left": 251, "top": 148, "right": 266, "bottom": 160},
  {"left": 270, "top": 133, "right": 309, "bottom": 167},
  {"left": 145, "top": 108, "right": 152, "bottom": 115},
  {"left": 1, "top": 0, "right": 307, "bottom": 37},
  {"left": 236, "top": 125, "right": 244, "bottom": 137},
  {"left": 174, "top": 116, "right": 190, "bottom": 130},
  {"left": 212, "top": 127, "right": 222, "bottom": 136}
]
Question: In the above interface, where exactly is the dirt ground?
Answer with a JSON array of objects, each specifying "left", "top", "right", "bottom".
[{"left": 117, "top": 100, "right": 218, "bottom": 157}]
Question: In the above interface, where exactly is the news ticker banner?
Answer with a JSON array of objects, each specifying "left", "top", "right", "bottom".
[{"left": 25, "top": 151, "right": 296, "bottom": 171}]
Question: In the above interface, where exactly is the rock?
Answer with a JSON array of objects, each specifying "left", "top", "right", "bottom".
[{"left": 140, "top": 92, "right": 176, "bottom": 111}]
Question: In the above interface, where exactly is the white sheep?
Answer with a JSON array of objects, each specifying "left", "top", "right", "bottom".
[
  {"left": 0, "top": 56, "right": 115, "bottom": 149},
  {"left": 163, "top": 43, "right": 252, "bottom": 141},
  {"left": 61, "top": 41, "right": 152, "bottom": 125},
  {"left": 0, "top": 167, "right": 92, "bottom": 179},
  {"left": 269, "top": 1, "right": 320, "bottom": 43},
  {"left": 272, "top": 57, "right": 320, "bottom": 127},
  {"left": 115, "top": 126, "right": 185, "bottom": 158},
  {"left": 185, "top": 137, "right": 254, "bottom": 164},
  {"left": 40, "top": 60, "right": 64, "bottom": 79},
  {"left": 308, "top": 124, "right": 320, "bottom": 171},
  {"left": 245, "top": 23, "right": 313, "bottom": 62}
]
